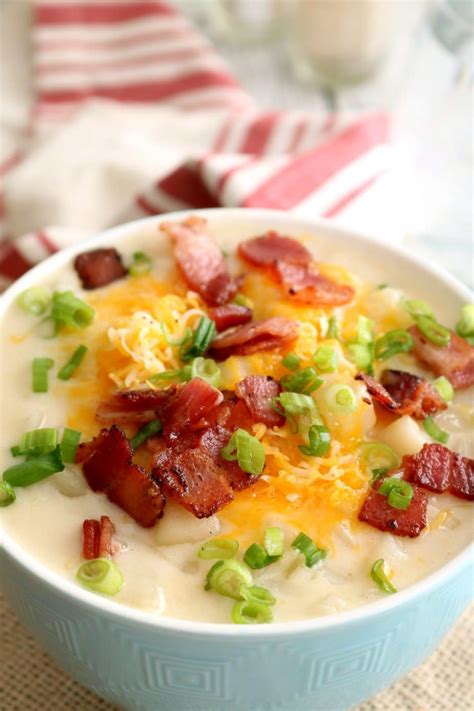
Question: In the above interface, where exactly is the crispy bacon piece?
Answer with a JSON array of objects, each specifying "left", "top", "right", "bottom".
[
  {"left": 160, "top": 378, "right": 224, "bottom": 442},
  {"left": 356, "top": 370, "right": 447, "bottom": 420},
  {"left": 208, "top": 304, "right": 252, "bottom": 332},
  {"left": 235, "top": 375, "right": 284, "bottom": 427},
  {"left": 238, "top": 232, "right": 311, "bottom": 266},
  {"left": 358, "top": 482, "right": 428, "bottom": 537},
  {"left": 74, "top": 248, "right": 127, "bottom": 290},
  {"left": 77, "top": 426, "right": 165, "bottom": 528},
  {"left": 96, "top": 388, "right": 175, "bottom": 424},
  {"left": 161, "top": 216, "right": 237, "bottom": 306},
  {"left": 210, "top": 317, "right": 297, "bottom": 361},
  {"left": 403, "top": 443, "right": 474, "bottom": 501},
  {"left": 409, "top": 326, "right": 474, "bottom": 390},
  {"left": 98, "top": 515, "right": 116, "bottom": 558},
  {"left": 82, "top": 519, "right": 100, "bottom": 560}
]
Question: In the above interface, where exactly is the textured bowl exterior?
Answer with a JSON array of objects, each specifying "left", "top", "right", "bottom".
[{"left": 1, "top": 209, "right": 473, "bottom": 711}]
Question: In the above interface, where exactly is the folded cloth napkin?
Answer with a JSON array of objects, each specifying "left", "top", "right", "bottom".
[{"left": 0, "top": 0, "right": 391, "bottom": 289}]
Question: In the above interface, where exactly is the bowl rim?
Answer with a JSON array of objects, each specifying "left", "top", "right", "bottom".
[{"left": 1, "top": 207, "right": 473, "bottom": 637}]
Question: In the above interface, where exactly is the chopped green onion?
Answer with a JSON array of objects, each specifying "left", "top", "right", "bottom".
[
  {"left": 189, "top": 357, "right": 221, "bottom": 388},
  {"left": 379, "top": 477, "right": 414, "bottom": 510},
  {"left": 181, "top": 316, "right": 216, "bottom": 362},
  {"left": 356, "top": 316, "right": 374, "bottom": 345},
  {"left": 282, "top": 352, "right": 301, "bottom": 371},
  {"left": 291, "top": 532, "right": 327, "bottom": 568},
  {"left": 313, "top": 344, "right": 338, "bottom": 373},
  {"left": 433, "top": 376, "right": 454, "bottom": 402},
  {"left": 51, "top": 291, "right": 95, "bottom": 331},
  {"left": 299, "top": 424, "right": 331, "bottom": 457},
  {"left": 239, "top": 584, "right": 276, "bottom": 606},
  {"left": 231, "top": 600, "right": 273, "bottom": 624},
  {"left": 161, "top": 323, "right": 193, "bottom": 347},
  {"left": 32, "top": 357, "right": 54, "bottom": 393},
  {"left": 60, "top": 428, "right": 81, "bottom": 463},
  {"left": 358, "top": 442, "right": 400, "bottom": 472},
  {"left": 324, "top": 383, "right": 357, "bottom": 414},
  {"left": 370, "top": 559, "right": 397, "bottom": 594},
  {"left": 198, "top": 538, "right": 239, "bottom": 560},
  {"left": 220, "top": 429, "right": 265, "bottom": 476},
  {"left": 281, "top": 367, "right": 323, "bottom": 395},
  {"left": 57, "top": 345, "right": 87, "bottom": 380},
  {"left": 422, "top": 416, "right": 449, "bottom": 444},
  {"left": 3, "top": 447, "right": 64, "bottom": 487},
  {"left": 371, "top": 467, "right": 389, "bottom": 483},
  {"left": 149, "top": 369, "right": 182, "bottom": 384},
  {"left": 347, "top": 343, "right": 374, "bottom": 372},
  {"left": 376, "top": 283, "right": 388, "bottom": 290},
  {"left": 244, "top": 543, "right": 278, "bottom": 569},
  {"left": 455, "top": 304, "right": 474, "bottom": 342},
  {"left": 17, "top": 428, "right": 58, "bottom": 456},
  {"left": 130, "top": 419, "right": 162, "bottom": 450},
  {"left": 415, "top": 315, "right": 451, "bottom": 347},
  {"left": 10, "top": 446, "right": 21, "bottom": 457},
  {"left": 0, "top": 480, "right": 16, "bottom": 507},
  {"left": 375, "top": 330, "right": 413, "bottom": 361},
  {"left": 179, "top": 364, "right": 192, "bottom": 381},
  {"left": 232, "top": 294, "right": 252, "bottom": 308},
  {"left": 403, "top": 299, "right": 434, "bottom": 319},
  {"left": 205, "top": 559, "right": 252, "bottom": 599},
  {"left": 326, "top": 315, "right": 339, "bottom": 339},
  {"left": 277, "top": 391, "right": 317, "bottom": 416},
  {"left": 76, "top": 558, "right": 124, "bottom": 596},
  {"left": 264, "top": 526, "right": 284, "bottom": 557},
  {"left": 16, "top": 286, "right": 51, "bottom": 316},
  {"left": 129, "top": 251, "right": 152, "bottom": 277}
]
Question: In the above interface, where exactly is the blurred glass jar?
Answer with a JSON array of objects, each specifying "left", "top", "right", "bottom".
[
  {"left": 203, "top": 0, "right": 284, "bottom": 45},
  {"left": 287, "top": 0, "right": 397, "bottom": 87}
]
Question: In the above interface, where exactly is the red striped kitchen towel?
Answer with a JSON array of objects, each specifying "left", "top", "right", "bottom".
[{"left": 0, "top": 0, "right": 390, "bottom": 288}]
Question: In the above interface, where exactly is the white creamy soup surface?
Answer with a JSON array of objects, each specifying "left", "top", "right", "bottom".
[{"left": 0, "top": 220, "right": 473, "bottom": 624}]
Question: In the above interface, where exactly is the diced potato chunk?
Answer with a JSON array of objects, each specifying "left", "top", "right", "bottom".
[
  {"left": 379, "top": 415, "right": 430, "bottom": 458},
  {"left": 155, "top": 503, "right": 220, "bottom": 545}
]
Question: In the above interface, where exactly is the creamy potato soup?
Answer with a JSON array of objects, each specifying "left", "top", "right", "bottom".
[{"left": 1, "top": 216, "right": 473, "bottom": 624}]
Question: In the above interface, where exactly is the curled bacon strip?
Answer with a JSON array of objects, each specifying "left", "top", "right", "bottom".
[
  {"left": 77, "top": 426, "right": 165, "bottom": 528},
  {"left": 74, "top": 248, "right": 127, "bottom": 290},
  {"left": 97, "top": 388, "right": 175, "bottom": 424},
  {"left": 160, "top": 378, "right": 224, "bottom": 442},
  {"left": 235, "top": 375, "right": 284, "bottom": 427},
  {"left": 210, "top": 317, "right": 297, "bottom": 361},
  {"left": 208, "top": 304, "right": 252, "bottom": 332},
  {"left": 403, "top": 443, "right": 474, "bottom": 501},
  {"left": 356, "top": 370, "right": 447, "bottom": 420},
  {"left": 409, "top": 326, "right": 474, "bottom": 390},
  {"left": 358, "top": 481, "right": 428, "bottom": 537},
  {"left": 161, "top": 216, "right": 237, "bottom": 306},
  {"left": 238, "top": 232, "right": 354, "bottom": 306},
  {"left": 82, "top": 515, "right": 117, "bottom": 560}
]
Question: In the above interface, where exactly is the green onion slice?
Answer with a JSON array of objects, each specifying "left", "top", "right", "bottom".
[
  {"left": 51, "top": 291, "right": 95, "bottom": 331},
  {"left": 189, "top": 357, "right": 221, "bottom": 388},
  {"left": 244, "top": 543, "right": 278, "bottom": 570},
  {"left": 32, "top": 357, "right": 54, "bottom": 393},
  {"left": 221, "top": 429, "right": 265, "bottom": 476},
  {"left": 455, "top": 304, "right": 474, "bottom": 342},
  {"left": 239, "top": 584, "right": 276, "bottom": 606},
  {"left": 422, "top": 416, "right": 449, "bottom": 444},
  {"left": 379, "top": 477, "right": 414, "bottom": 510},
  {"left": 149, "top": 369, "right": 182, "bottom": 384},
  {"left": 181, "top": 316, "right": 216, "bottom": 362},
  {"left": 324, "top": 383, "right": 357, "bottom": 415},
  {"left": 375, "top": 329, "right": 413, "bottom": 361},
  {"left": 264, "top": 526, "right": 284, "bottom": 557},
  {"left": 198, "top": 538, "right": 239, "bottom": 560},
  {"left": 58, "top": 345, "right": 88, "bottom": 380},
  {"left": 17, "top": 428, "right": 58, "bottom": 456},
  {"left": 205, "top": 559, "right": 253, "bottom": 599},
  {"left": 17, "top": 286, "right": 51, "bottom": 316},
  {"left": 3, "top": 447, "right": 64, "bottom": 487},
  {"left": 299, "top": 424, "right": 331, "bottom": 457},
  {"left": 347, "top": 342, "right": 374, "bottom": 373},
  {"left": 232, "top": 294, "right": 252, "bottom": 308},
  {"left": 0, "top": 480, "right": 16, "bottom": 507},
  {"left": 76, "top": 558, "right": 124, "bottom": 596},
  {"left": 432, "top": 376, "right": 454, "bottom": 403},
  {"left": 358, "top": 442, "right": 400, "bottom": 472},
  {"left": 371, "top": 467, "right": 389, "bottom": 483},
  {"left": 277, "top": 392, "right": 317, "bottom": 417},
  {"left": 129, "top": 251, "right": 152, "bottom": 277},
  {"left": 313, "top": 344, "right": 338, "bottom": 373},
  {"left": 282, "top": 352, "right": 301, "bottom": 371},
  {"left": 326, "top": 315, "right": 339, "bottom": 339},
  {"left": 60, "top": 428, "right": 81, "bottom": 463},
  {"left": 281, "top": 367, "right": 323, "bottom": 395},
  {"left": 403, "top": 299, "right": 434, "bottom": 319},
  {"left": 130, "top": 419, "right": 162, "bottom": 450},
  {"left": 371, "top": 558, "right": 397, "bottom": 594},
  {"left": 291, "top": 532, "right": 327, "bottom": 568},
  {"left": 231, "top": 600, "right": 273, "bottom": 624},
  {"left": 356, "top": 316, "right": 374, "bottom": 345},
  {"left": 415, "top": 315, "right": 451, "bottom": 347},
  {"left": 161, "top": 323, "right": 193, "bottom": 347}
]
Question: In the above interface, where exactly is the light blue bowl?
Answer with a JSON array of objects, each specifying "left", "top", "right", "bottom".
[{"left": 1, "top": 209, "right": 473, "bottom": 711}]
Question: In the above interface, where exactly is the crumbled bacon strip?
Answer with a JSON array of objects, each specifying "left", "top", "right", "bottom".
[
  {"left": 358, "top": 482, "right": 428, "bottom": 537},
  {"left": 96, "top": 388, "right": 175, "bottom": 424},
  {"left": 208, "top": 304, "right": 252, "bottom": 332},
  {"left": 160, "top": 378, "right": 224, "bottom": 443},
  {"left": 403, "top": 443, "right": 474, "bottom": 501},
  {"left": 161, "top": 216, "right": 237, "bottom": 305},
  {"left": 356, "top": 370, "right": 447, "bottom": 420},
  {"left": 235, "top": 375, "right": 284, "bottom": 427},
  {"left": 238, "top": 231, "right": 312, "bottom": 266},
  {"left": 210, "top": 317, "right": 297, "bottom": 361},
  {"left": 409, "top": 326, "right": 474, "bottom": 390},
  {"left": 98, "top": 515, "right": 116, "bottom": 558},
  {"left": 77, "top": 426, "right": 165, "bottom": 528},
  {"left": 82, "top": 519, "right": 100, "bottom": 560},
  {"left": 74, "top": 248, "right": 127, "bottom": 290}
]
